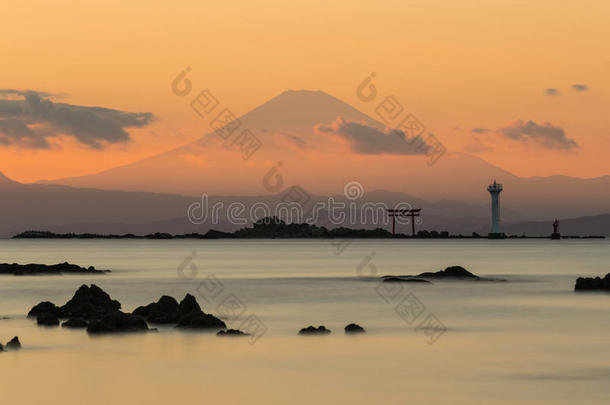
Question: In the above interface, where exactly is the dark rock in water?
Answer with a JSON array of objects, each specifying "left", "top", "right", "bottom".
[
  {"left": 28, "top": 285, "right": 120, "bottom": 322},
  {"left": 177, "top": 294, "right": 202, "bottom": 318},
  {"left": 417, "top": 266, "right": 480, "bottom": 279},
  {"left": 175, "top": 311, "right": 226, "bottom": 329},
  {"left": 344, "top": 323, "right": 366, "bottom": 334},
  {"left": 0, "top": 261, "right": 108, "bottom": 275},
  {"left": 62, "top": 318, "right": 89, "bottom": 328},
  {"left": 60, "top": 284, "right": 121, "bottom": 319},
  {"left": 217, "top": 329, "right": 249, "bottom": 336},
  {"left": 6, "top": 336, "right": 21, "bottom": 349},
  {"left": 383, "top": 266, "right": 505, "bottom": 282},
  {"left": 575, "top": 273, "right": 610, "bottom": 291},
  {"left": 28, "top": 301, "right": 61, "bottom": 318},
  {"left": 86, "top": 311, "right": 149, "bottom": 334},
  {"left": 298, "top": 325, "right": 331, "bottom": 335},
  {"left": 173, "top": 294, "right": 226, "bottom": 329},
  {"left": 132, "top": 295, "right": 180, "bottom": 324},
  {"left": 383, "top": 277, "right": 431, "bottom": 283},
  {"left": 37, "top": 312, "right": 59, "bottom": 326},
  {"left": 0, "top": 343, "right": 3, "bottom": 352}
]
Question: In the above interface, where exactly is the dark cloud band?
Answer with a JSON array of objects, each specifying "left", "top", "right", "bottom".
[
  {"left": 500, "top": 120, "right": 578, "bottom": 150},
  {"left": 0, "top": 89, "right": 155, "bottom": 149},
  {"left": 315, "top": 117, "right": 430, "bottom": 155}
]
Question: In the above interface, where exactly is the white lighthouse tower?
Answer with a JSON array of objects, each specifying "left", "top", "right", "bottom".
[{"left": 487, "top": 180, "right": 504, "bottom": 238}]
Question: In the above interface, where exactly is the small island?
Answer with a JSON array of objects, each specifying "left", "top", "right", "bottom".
[
  {"left": 14, "top": 217, "right": 605, "bottom": 240},
  {"left": 0, "top": 262, "right": 109, "bottom": 276},
  {"left": 382, "top": 266, "right": 506, "bottom": 282}
]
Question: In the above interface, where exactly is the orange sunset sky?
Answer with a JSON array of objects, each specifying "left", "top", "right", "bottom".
[{"left": 1, "top": 0, "right": 609, "bottom": 183}]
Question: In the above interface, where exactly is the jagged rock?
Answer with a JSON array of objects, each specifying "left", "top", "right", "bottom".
[
  {"left": 62, "top": 318, "right": 89, "bottom": 328},
  {"left": 60, "top": 284, "right": 121, "bottom": 319},
  {"left": 37, "top": 312, "right": 59, "bottom": 326},
  {"left": 298, "top": 325, "right": 331, "bottom": 335},
  {"left": 175, "top": 312, "right": 226, "bottom": 329},
  {"left": 173, "top": 294, "right": 226, "bottom": 329},
  {"left": 28, "top": 301, "right": 60, "bottom": 318},
  {"left": 217, "top": 329, "right": 249, "bottom": 336},
  {"left": 177, "top": 294, "right": 202, "bottom": 318},
  {"left": 6, "top": 336, "right": 21, "bottom": 349},
  {"left": 344, "top": 323, "right": 366, "bottom": 334},
  {"left": 28, "top": 285, "right": 120, "bottom": 322},
  {"left": 86, "top": 311, "right": 149, "bottom": 334},
  {"left": 132, "top": 295, "right": 180, "bottom": 323},
  {"left": 382, "top": 277, "right": 431, "bottom": 283},
  {"left": 575, "top": 273, "right": 610, "bottom": 291}
]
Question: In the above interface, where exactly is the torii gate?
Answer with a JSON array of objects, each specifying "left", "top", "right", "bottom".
[{"left": 387, "top": 208, "right": 421, "bottom": 236}]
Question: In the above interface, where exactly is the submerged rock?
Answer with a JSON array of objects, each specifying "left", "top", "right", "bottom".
[
  {"left": 6, "top": 336, "right": 21, "bottom": 350},
  {"left": 298, "top": 325, "right": 331, "bottom": 335},
  {"left": 217, "top": 329, "right": 249, "bottom": 336},
  {"left": 132, "top": 295, "right": 180, "bottom": 324},
  {"left": 417, "top": 266, "right": 480, "bottom": 279},
  {"left": 382, "top": 277, "right": 431, "bottom": 283},
  {"left": 62, "top": 318, "right": 89, "bottom": 328},
  {"left": 86, "top": 311, "right": 149, "bottom": 334},
  {"left": 37, "top": 312, "right": 59, "bottom": 326},
  {"left": 344, "top": 323, "right": 366, "bottom": 334},
  {"left": 575, "top": 273, "right": 610, "bottom": 291}
]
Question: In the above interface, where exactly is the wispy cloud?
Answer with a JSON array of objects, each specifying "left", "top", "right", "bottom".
[
  {"left": 0, "top": 89, "right": 155, "bottom": 149},
  {"left": 572, "top": 84, "right": 589, "bottom": 92},
  {"left": 471, "top": 128, "right": 490, "bottom": 134},
  {"left": 500, "top": 120, "right": 578, "bottom": 150},
  {"left": 544, "top": 88, "right": 559, "bottom": 96},
  {"left": 315, "top": 117, "right": 430, "bottom": 155}
]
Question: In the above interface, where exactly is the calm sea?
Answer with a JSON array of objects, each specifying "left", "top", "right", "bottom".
[{"left": 1, "top": 239, "right": 609, "bottom": 404}]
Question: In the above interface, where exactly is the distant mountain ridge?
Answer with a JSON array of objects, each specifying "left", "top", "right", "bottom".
[
  {"left": 1, "top": 171, "right": 609, "bottom": 237},
  {"left": 33, "top": 89, "right": 610, "bottom": 221}
]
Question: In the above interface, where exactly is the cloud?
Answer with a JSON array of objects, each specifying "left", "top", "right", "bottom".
[
  {"left": 500, "top": 120, "right": 578, "bottom": 150},
  {"left": 0, "top": 89, "right": 155, "bottom": 149},
  {"left": 544, "top": 88, "right": 559, "bottom": 96},
  {"left": 315, "top": 117, "right": 430, "bottom": 155},
  {"left": 471, "top": 128, "right": 490, "bottom": 133},
  {"left": 572, "top": 84, "right": 589, "bottom": 92}
]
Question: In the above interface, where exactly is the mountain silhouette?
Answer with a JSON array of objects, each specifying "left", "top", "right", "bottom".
[
  {"left": 36, "top": 90, "right": 610, "bottom": 220},
  {"left": 0, "top": 171, "right": 19, "bottom": 184}
]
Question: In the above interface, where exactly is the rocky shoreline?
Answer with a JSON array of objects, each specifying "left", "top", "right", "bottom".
[
  {"left": 0, "top": 262, "right": 109, "bottom": 276},
  {"left": 26, "top": 284, "right": 367, "bottom": 338},
  {"left": 29, "top": 285, "right": 227, "bottom": 333}
]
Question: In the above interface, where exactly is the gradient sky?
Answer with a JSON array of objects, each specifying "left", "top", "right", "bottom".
[{"left": 1, "top": 0, "right": 609, "bottom": 183}]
